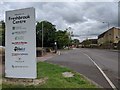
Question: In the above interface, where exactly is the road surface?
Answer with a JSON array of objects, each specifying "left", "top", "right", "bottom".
[{"left": 46, "top": 48, "right": 119, "bottom": 89}]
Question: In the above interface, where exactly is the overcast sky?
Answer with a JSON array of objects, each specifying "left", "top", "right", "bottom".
[{"left": 0, "top": 1, "right": 118, "bottom": 41}]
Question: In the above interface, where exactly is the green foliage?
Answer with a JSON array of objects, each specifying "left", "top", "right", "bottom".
[
  {"left": 72, "top": 39, "right": 80, "bottom": 46},
  {"left": 56, "top": 30, "right": 70, "bottom": 49},
  {"left": 36, "top": 21, "right": 56, "bottom": 47},
  {"left": 1, "top": 21, "right": 5, "bottom": 46},
  {"left": 36, "top": 21, "right": 71, "bottom": 49},
  {"left": 82, "top": 39, "right": 92, "bottom": 46}
]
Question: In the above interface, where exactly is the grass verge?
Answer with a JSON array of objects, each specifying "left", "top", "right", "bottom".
[{"left": 2, "top": 62, "right": 97, "bottom": 88}]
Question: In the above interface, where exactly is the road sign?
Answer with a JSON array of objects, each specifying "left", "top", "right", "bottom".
[{"left": 5, "top": 7, "right": 36, "bottom": 78}]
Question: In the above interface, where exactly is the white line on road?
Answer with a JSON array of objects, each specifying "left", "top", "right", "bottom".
[{"left": 81, "top": 52, "right": 117, "bottom": 90}]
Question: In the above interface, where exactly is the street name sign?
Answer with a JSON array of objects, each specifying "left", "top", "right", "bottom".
[{"left": 5, "top": 7, "right": 36, "bottom": 78}]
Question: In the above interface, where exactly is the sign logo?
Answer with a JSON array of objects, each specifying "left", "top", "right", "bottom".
[
  {"left": 12, "top": 42, "right": 27, "bottom": 45},
  {"left": 18, "top": 57, "right": 21, "bottom": 60},
  {"left": 12, "top": 27, "right": 15, "bottom": 30},
  {"left": 12, "top": 31, "right": 27, "bottom": 35},
  {"left": 12, "top": 53, "right": 28, "bottom": 56},
  {"left": 14, "top": 46, "right": 25, "bottom": 52},
  {"left": 12, "top": 65, "right": 28, "bottom": 68},
  {"left": 15, "top": 36, "right": 24, "bottom": 40},
  {"left": 12, "top": 26, "right": 26, "bottom": 30}
]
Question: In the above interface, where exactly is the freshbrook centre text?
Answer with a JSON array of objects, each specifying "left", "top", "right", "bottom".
[{"left": 8, "top": 15, "right": 30, "bottom": 24}]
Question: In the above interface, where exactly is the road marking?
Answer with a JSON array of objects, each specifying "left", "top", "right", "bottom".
[{"left": 81, "top": 52, "right": 117, "bottom": 90}]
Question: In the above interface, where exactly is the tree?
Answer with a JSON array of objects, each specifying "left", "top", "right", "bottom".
[
  {"left": 56, "top": 30, "right": 70, "bottom": 49},
  {"left": 36, "top": 21, "right": 72, "bottom": 49},
  {"left": 36, "top": 21, "right": 56, "bottom": 47},
  {"left": 81, "top": 39, "right": 92, "bottom": 48},
  {"left": 1, "top": 21, "right": 5, "bottom": 46},
  {"left": 73, "top": 39, "right": 79, "bottom": 45}
]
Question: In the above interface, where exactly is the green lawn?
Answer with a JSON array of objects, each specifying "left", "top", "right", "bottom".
[{"left": 2, "top": 62, "right": 97, "bottom": 88}]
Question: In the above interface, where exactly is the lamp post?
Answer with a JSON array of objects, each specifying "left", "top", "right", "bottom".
[
  {"left": 36, "top": 21, "right": 44, "bottom": 56},
  {"left": 41, "top": 21, "right": 44, "bottom": 56},
  {"left": 66, "top": 27, "right": 72, "bottom": 49}
]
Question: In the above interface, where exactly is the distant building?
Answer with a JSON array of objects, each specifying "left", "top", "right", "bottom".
[
  {"left": 81, "top": 39, "right": 98, "bottom": 48},
  {"left": 98, "top": 27, "right": 120, "bottom": 48},
  {"left": 89, "top": 39, "right": 98, "bottom": 48},
  {"left": 89, "top": 39, "right": 98, "bottom": 44}
]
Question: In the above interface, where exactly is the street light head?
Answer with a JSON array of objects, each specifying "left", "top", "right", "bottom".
[{"left": 102, "top": 22, "right": 109, "bottom": 24}]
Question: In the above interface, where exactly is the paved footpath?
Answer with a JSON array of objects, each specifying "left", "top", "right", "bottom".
[{"left": 37, "top": 52, "right": 57, "bottom": 62}]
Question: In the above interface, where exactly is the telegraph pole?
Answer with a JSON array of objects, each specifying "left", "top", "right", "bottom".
[{"left": 42, "top": 22, "right": 44, "bottom": 56}]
